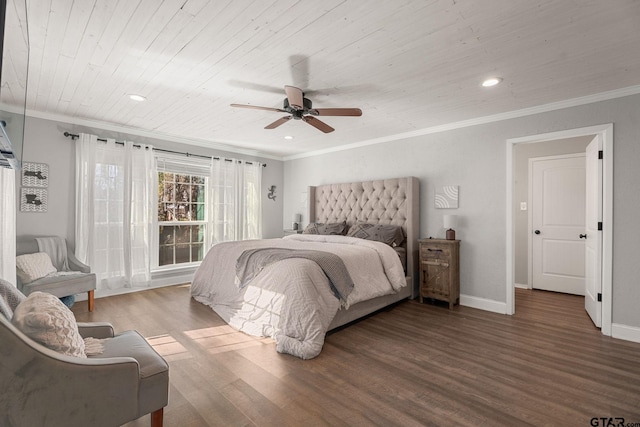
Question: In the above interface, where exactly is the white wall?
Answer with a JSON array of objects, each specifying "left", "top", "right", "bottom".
[
  {"left": 283, "top": 93, "right": 640, "bottom": 330},
  {"left": 16, "top": 116, "right": 285, "bottom": 247}
]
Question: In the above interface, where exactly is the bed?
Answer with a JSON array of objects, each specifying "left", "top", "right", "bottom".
[{"left": 191, "top": 177, "right": 419, "bottom": 359}]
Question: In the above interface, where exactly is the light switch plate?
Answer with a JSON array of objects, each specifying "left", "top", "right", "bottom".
[{"left": 520, "top": 202, "right": 527, "bottom": 211}]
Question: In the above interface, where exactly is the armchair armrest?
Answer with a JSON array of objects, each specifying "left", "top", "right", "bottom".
[
  {"left": 67, "top": 250, "right": 91, "bottom": 273},
  {"left": 77, "top": 322, "right": 115, "bottom": 339}
]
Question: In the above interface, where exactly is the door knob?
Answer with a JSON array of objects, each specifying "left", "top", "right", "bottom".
[
  {"left": 579, "top": 234, "right": 587, "bottom": 239},
  {"left": 534, "top": 230, "right": 540, "bottom": 235}
]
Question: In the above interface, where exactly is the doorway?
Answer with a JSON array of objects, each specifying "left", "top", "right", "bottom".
[{"left": 506, "top": 124, "right": 613, "bottom": 336}]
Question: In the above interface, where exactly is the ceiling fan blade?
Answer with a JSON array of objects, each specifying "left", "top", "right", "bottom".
[
  {"left": 265, "top": 116, "right": 292, "bottom": 129},
  {"left": 289, "top": 55, "right": 310, "bottom": 90},
  {"left": 302, "top": 116, "right": 334, "bottom": 133},
  {"left": 230, "top": 104, "right": 286, "bottom": 113},
  {"left": 308, "top": 108, "right": 362, "bottom": 117},
  {"left": 228, "top": 79, "right": 283, "bottom": 94},
  {"left": 284, "top": 85, "right": 304, "bottom": 110}
]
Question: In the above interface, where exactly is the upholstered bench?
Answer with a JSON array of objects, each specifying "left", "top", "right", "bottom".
[{"left": 16, "top": 236, "right": 96, "bottom": 311}]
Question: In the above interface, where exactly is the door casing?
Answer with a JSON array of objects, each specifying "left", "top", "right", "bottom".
[{"left": 506, "top": 124, "right": 613, "bottom": 336}]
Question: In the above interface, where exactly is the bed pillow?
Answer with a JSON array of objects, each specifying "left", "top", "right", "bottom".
[
  {"left": 11, "top": 291, "right": 86, "bottom": 358},
  {"left": 302, "top": 221, "right": 348, "bottom": 235},
  {"left": 394, "top": 247, "right": 407, "bottom": 273},
  {"left": 16, "top": 252, "right": 57, "bottom": 284},
  {"left": 346, "top": 222, "right": 405, "bottom": 247}
]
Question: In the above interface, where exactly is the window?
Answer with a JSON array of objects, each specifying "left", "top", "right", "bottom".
[
  {"left": 157, "top": 172, "right": 206, "bottom": 267},
  {"left": 155, "top": 153, "right": 262, "bottom": 270}
]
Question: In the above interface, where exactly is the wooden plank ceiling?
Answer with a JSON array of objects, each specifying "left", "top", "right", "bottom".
[{"left": 4, "top": 0, "right": 640, "bottom": 157}]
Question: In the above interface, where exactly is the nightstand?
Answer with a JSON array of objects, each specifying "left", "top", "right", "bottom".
[
  {"left": 283, "top": 229, "right": 302, "bottom": 236},
  {"left": 418, "top": 239, "right": 460, "bottom": 309}
]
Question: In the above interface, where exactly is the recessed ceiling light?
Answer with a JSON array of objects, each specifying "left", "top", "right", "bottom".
[
  {"left": 482, "top": 77, "right": 503, "bottom": 87},
  {"left": 128, "top": 94, "right": 147, "bottom": 102},
  {"left": 284, "top": 135, "right": 294, "bottom": 140}
]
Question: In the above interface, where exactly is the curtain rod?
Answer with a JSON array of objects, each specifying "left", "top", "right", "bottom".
[{"left": 63, "top": 132, "right": 266, "bottom": 167}]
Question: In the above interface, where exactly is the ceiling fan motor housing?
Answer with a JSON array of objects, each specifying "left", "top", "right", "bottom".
[{"left": 284, "top": 97, "right": 313, "bottom": 119}]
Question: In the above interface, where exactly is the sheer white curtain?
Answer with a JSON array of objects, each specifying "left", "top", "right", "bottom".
[
  {"left": 208, "top": 158, "right": 262, "bottom": 245},
  {"left": 75, "top": 133, "right": 154, "bottom": 291},
  {"left": 239, "top": 161, "right": 262, "bottom": 240},
  {"left": 0, "top": 167, "right": 16, "bottom": 284}
]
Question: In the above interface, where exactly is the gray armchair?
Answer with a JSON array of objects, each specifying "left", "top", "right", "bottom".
[
  {"left": 0, "top": 279, "right": 169, "bottom": 427},
  {"left": 17, "top": 235, "right": 96, "bottom": 311}
]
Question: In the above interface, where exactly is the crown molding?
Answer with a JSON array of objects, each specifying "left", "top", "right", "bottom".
[
  {"left": 24, "top": 109, "right": 285, "bottom": 161},
  {"left": 283, "top": 85, "right": 640, "bottom": 161},
  {"left": 18, "top": 84, "right": 640, "bottom": 163}
]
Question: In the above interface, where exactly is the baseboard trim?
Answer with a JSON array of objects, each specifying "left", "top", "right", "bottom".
[
  {"left": 611, "top": 323, "right": 640, "bottom": 344},
  {"left": 514, "top": 283, "right": 530, "bottom": 289},
  {"left": 75, "top": 274, "right": 193, "bottom": 300},
  {"left": 460, "top": 294, "right": 507, "bottom": 314}
]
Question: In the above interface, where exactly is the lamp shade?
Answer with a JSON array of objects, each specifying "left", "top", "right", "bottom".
[
  {"left": 293, "top": 213, "right": 302, "bottom": 223},
  {"left": 443, "top": 214, "right": 458, "bottom": 229}
]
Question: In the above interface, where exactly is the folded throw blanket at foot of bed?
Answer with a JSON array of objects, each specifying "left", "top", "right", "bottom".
[{"left": 236, "top": 248, "right": 355, "bottom": 304}]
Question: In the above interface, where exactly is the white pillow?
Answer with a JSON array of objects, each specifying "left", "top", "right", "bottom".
[
  {"left": 16, "top": 252, "right": 57, "bottom": 283},
  {"left": 12, "top": 291, "right": 86, "bottom": 358}
]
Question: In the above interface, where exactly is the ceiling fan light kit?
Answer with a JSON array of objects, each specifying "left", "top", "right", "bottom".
[{"left": 231, "top": 85, "right": 362, "bottom": 133}]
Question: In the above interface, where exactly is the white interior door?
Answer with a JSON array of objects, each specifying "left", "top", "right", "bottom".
[
  {"left": 531, "top": 154, "right": 586, "bottom": 295},
  {"left": 584, "top": 135, "right": 603, "bottom": 327}
]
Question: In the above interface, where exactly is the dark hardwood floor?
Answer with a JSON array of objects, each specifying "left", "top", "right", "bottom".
[{"left": 72, "top": 286, "right": 640, "bottom": 427}]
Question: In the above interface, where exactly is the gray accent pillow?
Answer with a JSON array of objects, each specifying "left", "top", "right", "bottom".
[
  {"left": 346, "top": 222, "right": 405, "bottom": 247},
  {"left": 302, "top": 221, "right": 348, "bottom": 235}
]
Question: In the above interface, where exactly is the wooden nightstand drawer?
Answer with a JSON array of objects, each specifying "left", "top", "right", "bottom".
[
  {"left": 421, "top": 245, "right": 451, "bottom": 260},
  {"left": 423, "top": 259, "right": 449, "bottom": 269},
  {"left": 418, "top": 239, "right": 460, "bottom": 309}
]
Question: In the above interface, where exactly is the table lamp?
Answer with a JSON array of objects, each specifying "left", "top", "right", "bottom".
[
  {"left": 292, "top": 213, "right": 302, "bottom": 230},
  {"left": 443, "top": 215, "right": 458, "bottom": 240}
]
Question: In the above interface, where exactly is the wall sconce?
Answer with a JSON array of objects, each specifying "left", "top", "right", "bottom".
[
  {"left": 443, "top": 215, "right": 458, "bottom": 240},
  {"left": 292, "top": 213, "right": 302, "bottom": 230},
  {"left": 267, "top": 185, "right": 276, "bottom": 201}
]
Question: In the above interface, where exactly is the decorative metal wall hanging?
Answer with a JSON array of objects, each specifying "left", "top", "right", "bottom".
[{"left": 267, "top": 185, "right": 276, "bottom": 201}]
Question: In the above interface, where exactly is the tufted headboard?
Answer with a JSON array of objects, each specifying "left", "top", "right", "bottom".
[{"left": 308, "top": 177, "right": 420, "bottom": 296}]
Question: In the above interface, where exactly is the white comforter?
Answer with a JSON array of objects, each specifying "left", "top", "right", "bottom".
[{"left": 191, "top": 234, "right": 406, "bottom": 359}]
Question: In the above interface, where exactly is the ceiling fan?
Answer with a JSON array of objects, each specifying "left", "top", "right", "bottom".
[{"left": 230, "top": 85, "right": 362, "bottom": 133}]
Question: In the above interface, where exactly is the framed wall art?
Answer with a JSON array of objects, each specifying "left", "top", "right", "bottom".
[
  {"left": 22, "top": 162, "right": 49, "bottom": 187},
  {"left": 435, "top": 185, "right": 459, "bottom": 209},
  {"left": 20, "top": 187, "right": 48, "bottom": 212}
]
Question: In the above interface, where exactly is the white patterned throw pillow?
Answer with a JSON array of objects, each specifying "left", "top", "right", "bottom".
[
  {"left": 16, "top": 252, "right": 57, "bottom": 283},
  {"left": 12, "top": 291, "right": 86, "bottom": 358}
]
